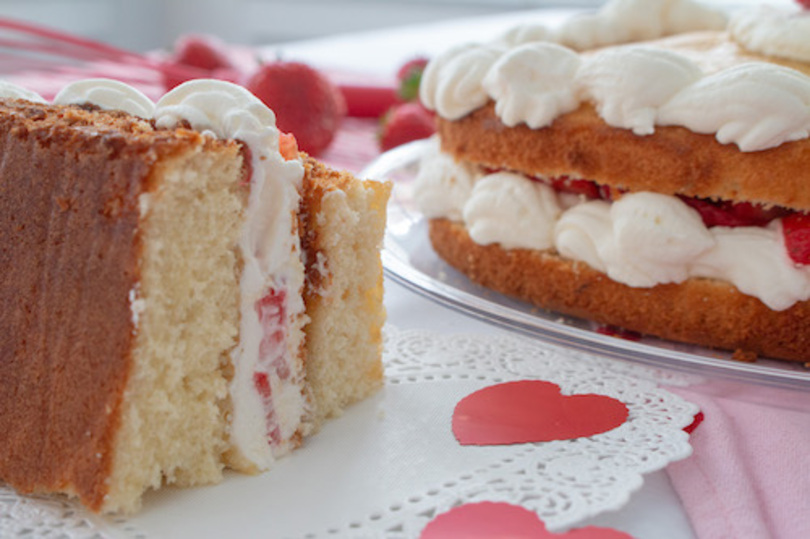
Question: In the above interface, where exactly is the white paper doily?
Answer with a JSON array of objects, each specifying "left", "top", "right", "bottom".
[{"left": 0, "top": 326, "right": 698, "bottom": 538}]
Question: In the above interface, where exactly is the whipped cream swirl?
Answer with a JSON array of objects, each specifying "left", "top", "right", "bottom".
[
  {"left": 54, "top": 79, "right": 155, "bottom": 117},
  {"left": 578, "top": 47, "right": 702, "bottom": 136},
  {"left": 729, "top": 5, "right": 810, "bottom": 63},
  {"left": 464, "top": 171, "right": 560, "bottom": 250},
  {"left": 421, "top": 43, "right": 505, "bottom": 121},
  {"left": 482, "top": 43, "right": 580, "bottom": 129},
  {"left": 657, "top": 63, "right": 810, "bottom": 152},
  {"left": 0, "top": 81, "right": 46, "bottom": 103},
  {"left": 556, "top": 0, "right": 727, "bottom": 51}
]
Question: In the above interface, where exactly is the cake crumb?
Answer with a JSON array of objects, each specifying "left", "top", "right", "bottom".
[{"left": 732, "top": 349, "right": 758, "bottom": 362}]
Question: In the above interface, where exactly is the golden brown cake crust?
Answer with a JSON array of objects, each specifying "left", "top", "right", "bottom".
[
  {"left": 299, "top": 155, "right": 392, "bottom": 295},
  {"left": 429, "top": 219, "right": 810, "bottom": 362},
  {"left": 300, "top": 156, "right": 339, "bottom": 295},
  {"left": 0, "top": 99, "right": 235, "bottom": 510},
  {"left": 438, "top": 102, "right": 810, "bottom": 211}
]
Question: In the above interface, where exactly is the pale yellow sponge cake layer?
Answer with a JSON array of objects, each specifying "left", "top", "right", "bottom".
[{"left": 107, "top": 144, "right": 248, "bottom": 513}]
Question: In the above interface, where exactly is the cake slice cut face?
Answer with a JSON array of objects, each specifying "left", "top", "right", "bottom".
[
  {"left": 152, "top": 81, "right": 312, "bottom": 473},
  {"left": 416, "top": 0, "right": 810, "bottom": 362},
  {"left": 0, "top": 79, "right": 390, "bottom": 513}
]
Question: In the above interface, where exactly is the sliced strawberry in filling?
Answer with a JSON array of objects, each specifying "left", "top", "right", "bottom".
[
  {"left": 549, "top": 175, "right": 601, "bottom": 199},
  {"left": 253, "top": 372, "right": 282, "bottom": 445},
  {"left": 252, "top": 288, "right": 291, "bottom": 447},
  {"left": 782, "top": 213, "right": 810, "bottom": 265},
  {"left": 679, "top": 196, "right": 790, "bottom": 228},
  {"left": 529, "top": 173, "right": 622, "bottom": 201},
  {"left": 483, "top": 164, "right": 808, "bottom": 268}
]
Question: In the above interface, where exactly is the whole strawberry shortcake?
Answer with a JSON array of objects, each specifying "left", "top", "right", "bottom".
[{"left": 415, "top": 0, "right": 810, "bottom": 362}]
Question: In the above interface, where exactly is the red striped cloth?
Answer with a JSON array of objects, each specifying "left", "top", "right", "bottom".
[{"left": 318, "top": 117, "right": 382, "bottom": 174}]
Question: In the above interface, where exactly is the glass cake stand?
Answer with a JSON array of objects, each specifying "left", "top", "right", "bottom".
[{"left": 362, "top": 139, "right": 810, "bottom": 391}]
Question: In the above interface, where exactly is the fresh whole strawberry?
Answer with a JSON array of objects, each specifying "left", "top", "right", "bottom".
[
  {"left": 162, "top": 34, "right": 240, "bottom": 90},
  {"left": 338, "top": 83, "right": 400, "bottom": 118},
  {"left": 378, "top": 102, "right": 436, "bottom": 151},
  {"left": 782, "top": 213, "right": 810, "bottom": 265},
  {"left": 247, "top": 61, "right": 346, "bottom": 156},
  {"left": 173, "top": 34, "right": 234, "bottom": 71},
  {"left": 397, "top": 57, "right": 430, "bottom": 102}
]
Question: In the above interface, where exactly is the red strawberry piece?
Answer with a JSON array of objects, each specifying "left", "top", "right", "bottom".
[
  {"left": 797, "top": 0, "right": 810, "bottom": 9},
  {"left": 162, "top": 34, "right": 240, "bottom": 91},
  {"left": 397, "top": 57, "right": 430, "bottom": 102},
  {"left": 255, "top": 288, "right": 287, "bottom": 363},
  {"left": 378, "top": 102, "right": 436, "bottom": 151},
  {"left": 680, "top": 196, "right": 787, "bottom": 228},
  {"left": 253, "top": 371, "right": 272, "bottom": 401},
  {"left": 782, "top": 213, "right": 810, "bottom": 265},
  {"left": 596, "top": 324, "right": 642, "bottom": 341},
  {"left": 338, "top": 83, "right": 400, "bottom": 118},
  {"left": 549, "top": 175, "right": 601, "bottom": 199},
  {"left": 252, "top": 371, "right": 282, "bottom": 445},
  {"left": 679, "top": 197, "right": 739, "bottom": 227},
  {"left": 278, "top": 132, "right": 299, "bottom": 161},
  {"left": 247, "top": 61, "right": 346, "bottom": 156},
  {"left": 728, "top": 201, "right": 790, "bottom": 226}
]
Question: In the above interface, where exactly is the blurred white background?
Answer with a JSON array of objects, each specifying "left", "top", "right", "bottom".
[{"left": 0, "top": 0, "right": 796, "bottom": 52}]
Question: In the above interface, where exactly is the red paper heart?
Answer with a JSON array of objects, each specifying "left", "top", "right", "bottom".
[
  {"left": 420, "top": 502, "right": 634, "bottom": 539},
  {"left": 453, "top": 380, "right": 629, "bottom": 446}
]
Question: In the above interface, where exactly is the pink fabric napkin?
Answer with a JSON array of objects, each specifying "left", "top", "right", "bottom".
[{"left": 666, "top": 382, "right": 810, "bottom": 539}]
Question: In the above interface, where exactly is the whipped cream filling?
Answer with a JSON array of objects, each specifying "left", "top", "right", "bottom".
[
  {"left": 415, "top": 139, "right": 810, "bottom": 311},
  {"left": 153, "top": 80, "right": 307, "bottom": 470},
  {"left": 4, "top": 78, "right": 309, "bottom": 471},
  {"left": 463, "top": 172, "right": 560, "bottom": 250},
  {"left": 420, "top": 0, "right": 810, "bottom": 152}
]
